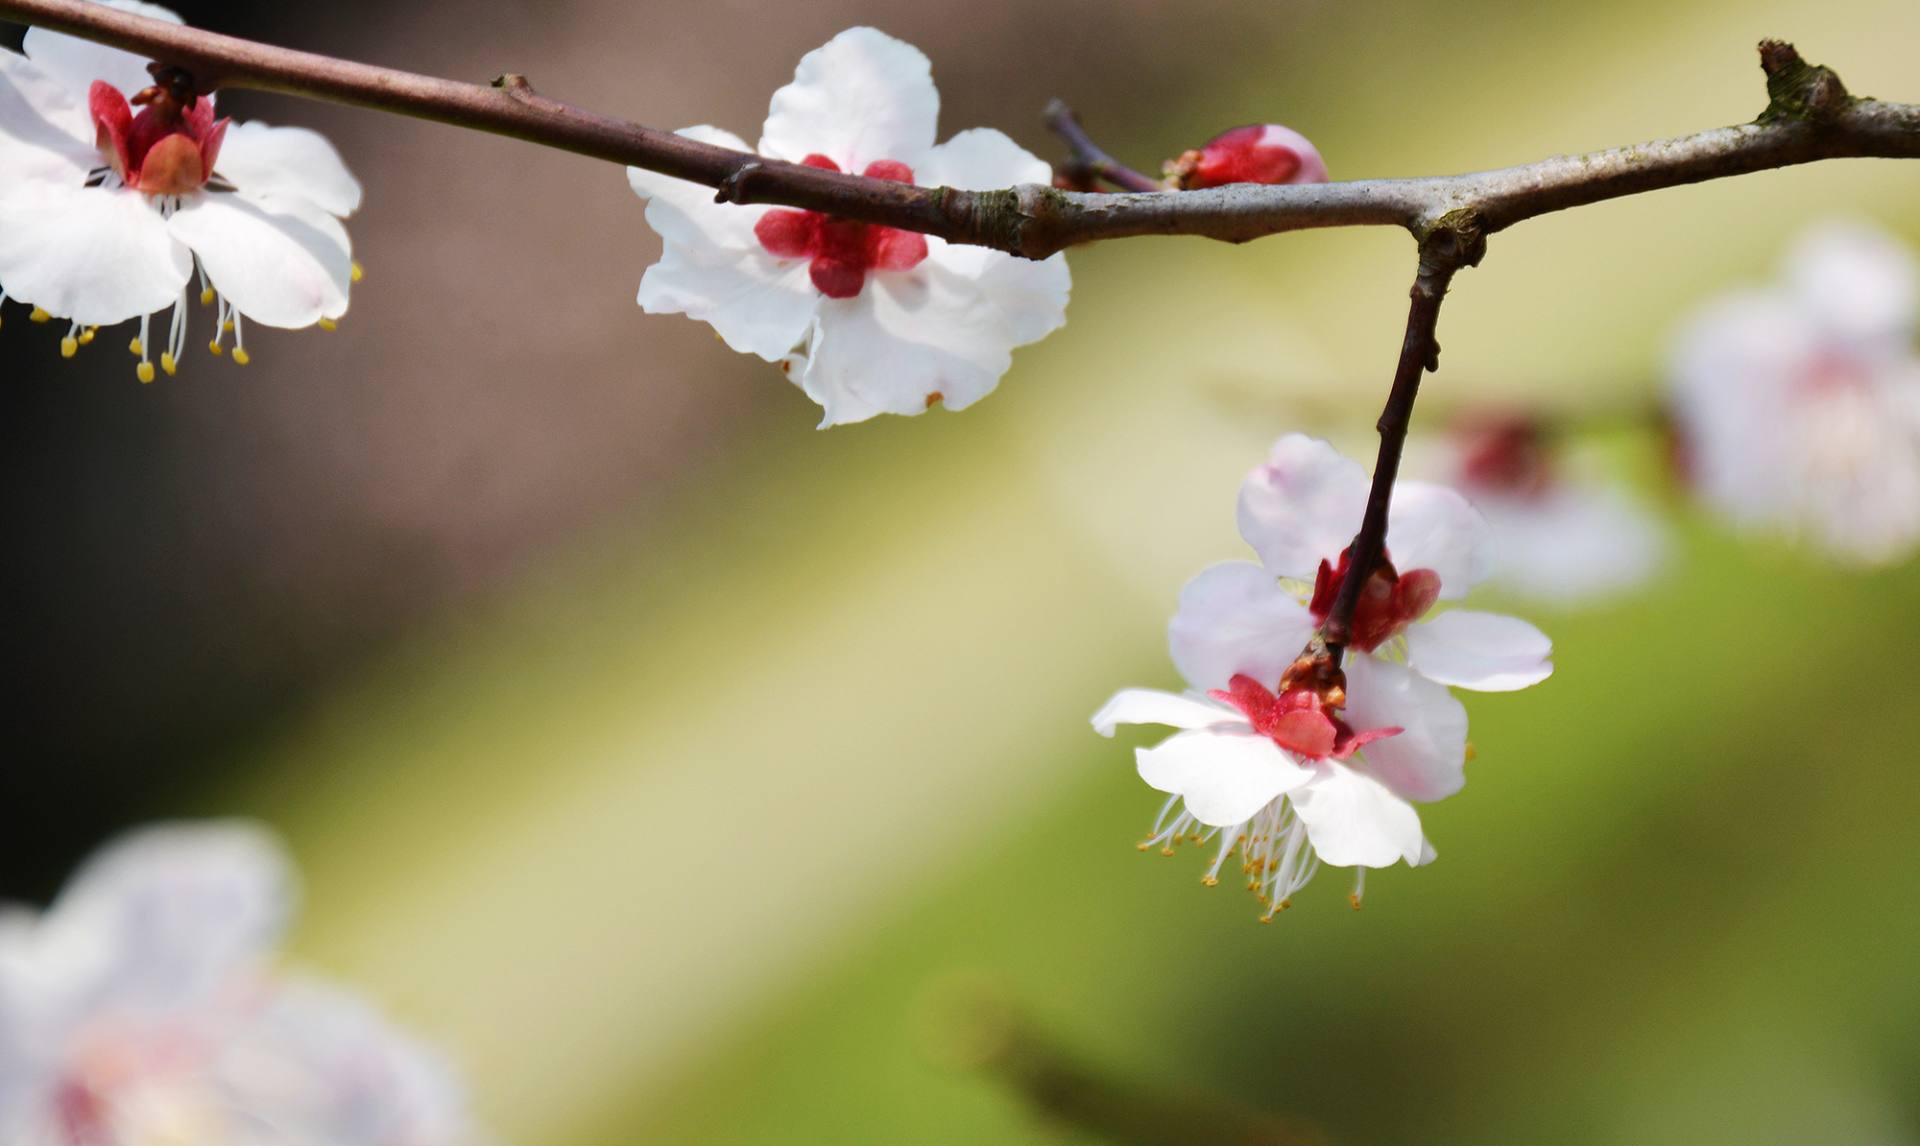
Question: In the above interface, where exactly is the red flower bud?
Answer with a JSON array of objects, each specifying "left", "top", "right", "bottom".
[{"left": 1169, "top": 124, "right": 1328, "bottom": 190}]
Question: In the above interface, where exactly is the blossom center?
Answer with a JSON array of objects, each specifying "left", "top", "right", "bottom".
[
  {"left": 1307, "top": 548, "right": 1441, "bottom": 653},
  {"left": 752, "top": 155, "right": 930, "bottom": 298},
  {"left": 1208, "top": 661, "right": 1400, "bottom": 762},
  {"left": 89, "top": 78, "right": 228, "bottom": 196}
]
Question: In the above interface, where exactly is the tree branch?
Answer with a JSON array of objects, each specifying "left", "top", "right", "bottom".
[{"left": 1, "top": 0, "right": 1916, "bottom": 260}]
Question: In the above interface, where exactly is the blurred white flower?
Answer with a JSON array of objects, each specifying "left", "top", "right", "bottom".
[
  {"left": 0, "top": 821, "right": 482, "bottom": 1145},
  {"left": 1669, "top": 219, "right": 1920, "bottom": 565},
  {"left": 626, "top": 26, "right": 1071, "bottom": 428},
  {"left": 1431, "top": 415, "right": 1667, "bottom": 605},
  {"left": 1092, "top": 434, "right": 1552, "bottom": 916},
  {"left": 0, "top": 0, "right": 360, "bottom": 380}
]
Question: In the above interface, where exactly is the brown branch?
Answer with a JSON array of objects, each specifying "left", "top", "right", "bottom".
[
  {"left": 1, "top": 1, "right": 1917, "bottom": 261},
  {"left": 1041, "top": 99, "right": 1162, "bottom": 193},
  {"left": 1320, "top": 218, "right": 1485, "bottom": 655}
]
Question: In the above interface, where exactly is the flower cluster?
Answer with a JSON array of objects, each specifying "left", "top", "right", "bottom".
[
  {"left": 0, "top": 822, "right": 481, "bottom": 1145},
  {"left": 0, "top": 0, "right": 360, "bottom": 380},
  {"left": 1669, "top": 219, "right": 1920, "bottom": 565},
  {"left": 625, "top": 27, "right": 1071, "bottom": 428},
  {"left": 1093, "top": 435, "right": 1552, "bottom": 917}
]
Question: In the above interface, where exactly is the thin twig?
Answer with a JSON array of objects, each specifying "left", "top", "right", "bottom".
[
  {"left": 0, "top": 1, "right": 1915, "bottom": 260},
  {"left": 1041, "top": 99, "right": 1162, "bottom": 193},
  {"left": 1320, "top": 220, "right": 1485, "bottom": 655}
]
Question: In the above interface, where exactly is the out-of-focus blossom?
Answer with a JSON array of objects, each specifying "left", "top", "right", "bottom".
[
  {"left": 0, "top": 821, "right": 482, "bottom": 1145},
  {"left": 0, "top": 0, "right": 360, "bottom": 380},
  {"left": 1092, "top": 434, "right": 1551, "bottom": 916},
  {"left": 626, "top": 27, "right": 1071, "bottom": 428},
  {"left": 1428, "top": 414, "right": 1667, "bottom": 605},
  {"left": 1166, "top": 123, "right": 1328, "bottom": 190},
  {"left": 1669, "top": 219, "right": 1920, "bottom": 565}
]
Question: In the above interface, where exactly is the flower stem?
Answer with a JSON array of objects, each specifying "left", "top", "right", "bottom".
[{"left": 1321, "top": 219, "right": 1484, "bottom": 656}]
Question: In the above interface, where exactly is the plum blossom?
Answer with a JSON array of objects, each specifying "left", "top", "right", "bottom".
[
  {"left": 1092, "top": 434, "right": 1552, "bottom": 916},
  {"left": 0, "top": 821, "right": 482, "bottom": 1145},
  {"left": 0, "top": 0, "right": 360, "bottom": 381},
  {"left": 1166, "top": 123, "right": 1328, "bottom": 190},
  {"left": 1668, "top": 219, "right": 1920, "bottom": 565},
  {"left": 626, "top": 27, "right": 1071, "bottom": 428},
  {"left": 1427, "top": 413, "right": 1667, "bottom": 605}
]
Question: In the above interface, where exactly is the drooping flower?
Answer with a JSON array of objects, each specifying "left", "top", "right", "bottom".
[
  {"left": 0, "top": 821, "right": 483, "bottom": 1145},
  {"left": 1425, "top": 413, "right": 1667, "bottom": 605},
  {"left": 626, "top": 27, "right": 1071, "bottom": 428},
  {"left": 1668, "top": 219, "right": 1920, "bottom": 565},
  {"left": 0, "top": 0, "right": 361, "bottom": 380},
  {"left": 1092, "top": 434, "right": 1552, "bottom": 916},
  {"left": 1166, "top": 123, "right": 1328, "bottom": 190}
]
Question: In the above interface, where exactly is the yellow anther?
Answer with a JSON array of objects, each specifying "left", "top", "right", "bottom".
[
  {"left": 60, "top": 336, "right": 78, "bottom": 358},
  {"left": 200, "top": 287, "right": 215, "bottom": 305},
  {"left": 1200, "top": 875, "right": 1218, "bottom": 887},
  {"left": 1348, "top": 892, "right": 1363, "bottom": 911},
  {"left": 160, "top": 352, "right": 177, "bottom": 376},
  {"left": 208, "top": 340, "right": 223, "bottom": 356},
  {"left": 30, "top": 306, "right": 51, "bottom": 323},
  {"left": 221, "top": 319, "right": 234, "bottom": 333},
  {"left": 78, "top": 327, "right": 96, "bottom": 346},
  {"left": 350, "top": 261, "right": 364, "bottom": 283},
  {"left": 317, "top": 317, "right": 337, "bottom": 332},
  {"left": 231, "top": 348, "right": 251, "bottom": 366},
  {"left": 1463, "top": 741, "right": 1478, "bottom": 762},
  {"left": 136, "top": 361, "right": 156, "bottom": 383},
  {"left": 129, "top": 337, "right": 144, "bottom": 356}
]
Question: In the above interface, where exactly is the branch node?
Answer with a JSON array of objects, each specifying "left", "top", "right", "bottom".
[
  {"left": 714, "top": 161, "right": 766, "bottom": 205},
  {"left": 490, "top": 73, "right": 536, "bottom": 102},
  {"left": 1757, "top": 40, "right": 1854, "bottom": 123}
]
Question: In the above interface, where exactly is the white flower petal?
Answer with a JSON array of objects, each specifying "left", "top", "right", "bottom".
[
  {"left": 921, "top": 236, "right": 1071, "bottom": 348},
  {"left": 0, "top": 49, "right": 96, "bottom": 151},
  {"left": 1166, "top": 560, "right": 1316, "bottom": 692},
  {"left": 1784, "top": 218, "right": 1918, "bottom": 350},
  {"left": 1135, "top": 729, "right": 1307, "bottom": 828},
  {"left": 1385, "top": 480, "right": 1492, "bottom": 598},
  {"left": 1473, "top": 483, "right": 1667, "bottom": 604},
  {"left": 626, "top": 125, "right": 821, "bottom": 362},
  {"left": 220, "top": 974, "right": 479, "bottom": 1146},
  {"left": 1091, "top": 688, "right": 1239, "bottom": 736},
  {"left": 759, "top": 27, "right": 938, "bottom": 171},
  {"left": 45, "top": 821, "right": 293, "bottom": 1010},
  {"left": 918, "top": 126, "right": 1051, "bottom": 192},
  {"left": 626, "top": 125, "right": 764, "bottom": 248},
  {"left": 168, "top": 191, "right": 351, "bottom": 327},
  {"left": 22, "top": 1, "right": 181, "bottom": 105},
  {"left": 0, "top": 182, "right": 188, "bottom": 324},
  {"left": 639, "top": 241, "right": 820, "bottom": 362},
  {"left": 1343, "top": 653, "right": 1468, "bottom": 802},
  {"left": 1236, "top": 433, "right": 1370, "bottom": 580},
  {"left": 1291, "top": 762, "right": 1428, "bottom": 867},
  {"left": 212, "top": 120, "right": 362, "bottom": 217},
  {"left": 801, "top": 253, "right": 1047, "bottom": 426},
  {"left": 1404, "top": 609, "right": 1553, "bottom": 691}
]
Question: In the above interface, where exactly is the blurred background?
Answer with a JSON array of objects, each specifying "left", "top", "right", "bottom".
[{"left": 6, "top": 0, "right": 1920, "bottom": 1141}]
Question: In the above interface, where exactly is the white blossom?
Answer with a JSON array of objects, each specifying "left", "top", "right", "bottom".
[
  {"left": 1669, "top": 219, "right": 1920, "bottom": 565},
  {"left": 0, "top": 0, "right": 360, "bottom": 379},
  {"left": 626, "top": 27, "right": 1070, "bottom": 427},
  {"left": 0, "top": 821, "right": 482, "bottom": 1145}
]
